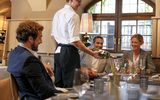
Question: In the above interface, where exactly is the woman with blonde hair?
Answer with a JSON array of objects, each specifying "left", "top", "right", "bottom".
[{"left": 122, "top": 33, "right": 155, "bottom": 74}]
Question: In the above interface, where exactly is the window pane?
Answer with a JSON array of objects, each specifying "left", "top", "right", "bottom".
[
  {"left": 122, "top": 0, "right": 153, "bottom": 13},
  {"left": 137, "top": 20, "right": 152, "bottom": 35},
  {"left": 121, "top": 35, "right": 132, "bottom": 50},
  {"left": 88, "top": 1, "right": 101, "bottom": 13},
  {"left": 102, "top": 0, "right": 115, "bottom": 13},
  {"left": 137, "top": 20, "right": 152, "bottom": 50},
  {"left": 101, "top": 21, "right": 115, "bottom": 50},
  {"left": 121, "top": 20, "right": 136, "bottom": 50},
  {"left": 121, "top": 20, "right": 136, "bottom": 35},
  {"left": 87, "top": 21, "right": 101, "bottom": 48},
  {"left": 138, "top": 0, "right": 153, "bottom": 13},
  {"left": 122, "top": 0, "right": 137, "bottom": 13},
  {"left": 141, "top": 36, "right": 152, "bottom": 51},
  {"left": 92, "top": 21, "right": 101, "bottom": 34},
  {"left": 121, "top": 20, "right": 152, "bottom": 51}
]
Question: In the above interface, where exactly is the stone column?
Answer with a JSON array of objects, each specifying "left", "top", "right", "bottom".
[{"left": 152, "top": 0, "right": 160, "bottom": 58}]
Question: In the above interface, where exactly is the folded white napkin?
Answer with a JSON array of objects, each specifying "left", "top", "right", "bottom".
[
  {"left": 151, "top": 74, "right": 160, "bottom": 78},
  {"left": 55, "top": 87, "right": 69, "bottom": 92}
]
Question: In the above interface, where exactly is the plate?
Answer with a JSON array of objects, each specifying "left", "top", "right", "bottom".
[
  {"left": 142, "top": 90, "right": 159, "bottom": 97},
  {"left": 68, "top": 93, "right": 79, "bottom": 99},
  {"left": 148, "top": 95, "right": 160, "bottom": 100}
]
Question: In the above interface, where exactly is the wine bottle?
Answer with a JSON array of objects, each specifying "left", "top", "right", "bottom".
[
  {"left": 99, "top": 50, "right": 110, "bottom": 59},
  {"left": 92, "top": 48, "right": 110, "bottom": 59}
]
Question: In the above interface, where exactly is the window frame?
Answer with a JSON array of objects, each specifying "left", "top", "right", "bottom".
[{"left": 83, "top": 0, "right": 155, "bottom": 53}]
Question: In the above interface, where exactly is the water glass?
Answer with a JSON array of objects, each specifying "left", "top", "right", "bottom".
[
  {"left": 73, "top": 85, "right": 87, "bottom": 97},
  {"left": 127, "top": 84, "right": 140, "bottom": 99},
  {"left": 94, "top": 78, "right": 104, "bottom": 95},
  {"left": 73, "top": 68, "right": 88, "bottom": 97}
]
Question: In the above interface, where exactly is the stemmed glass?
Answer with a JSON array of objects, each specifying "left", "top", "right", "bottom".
[
  {"left": 120, "top": 62, "right": 128, "bottom": 81},
  {"left": 128, "top": 61, "right": 137, "bottom": 78},
  {"left": 139, "top": 58, "right": 146, "bottom": 77},
  {"left": 114, "top": 59, "right": 121, "bottom": 72},
  {"left": 123, "top": 62, "right": 128, "bottom": 73},
  {"left": 108, "top": 58, "right": 117, "bottom": 75},
  {"left": 139, "top": 58, "right": 145, "bottom": 71}
]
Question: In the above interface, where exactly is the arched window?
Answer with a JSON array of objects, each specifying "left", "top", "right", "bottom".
[{"left": 84, "top": 0, "right": 155, "bottom": 52}]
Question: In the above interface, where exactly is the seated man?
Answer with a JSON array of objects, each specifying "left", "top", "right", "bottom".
[
  {"left": 7, "top": 20, "right": 61, "bottom": 100},
  {"left": 80, "top": 35, "right": 111, "bottom": 77}
]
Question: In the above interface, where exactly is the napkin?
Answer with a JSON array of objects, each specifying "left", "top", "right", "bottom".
[
  {"left": 55, "top": 87, "right": 69, "bottom": 93},
  {"left": 151, "top": 74, "right": 160, "bottom": 78}
]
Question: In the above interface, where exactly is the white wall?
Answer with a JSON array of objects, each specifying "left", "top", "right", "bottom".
[
  {"left": 7, "top": 0, "right": 92, "bottom": 53},
  {"left": 7, "top": 19, "right": 57, "bottom": 53}
]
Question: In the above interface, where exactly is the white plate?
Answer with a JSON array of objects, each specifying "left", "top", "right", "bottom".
[
  {"left": 68, "top": 93, "right": 79, "bottom": 99},
  {"left": 148, "top": 95, "right": 160, "bottom": 100}
]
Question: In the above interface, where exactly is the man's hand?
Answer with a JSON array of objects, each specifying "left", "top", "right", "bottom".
[
  {"left": 89, "top": 69, "right": 98, "bottom": 77},
  {"left": 80, "top": 67, "right": 89, "bottom": 75},
  {"left": 80, "top": 67, "right": 98, "bottom": 77},
  {"left": 43, "top": 63, "right": 54, "bottom": 77}
]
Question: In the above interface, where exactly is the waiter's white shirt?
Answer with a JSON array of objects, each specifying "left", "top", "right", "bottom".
[{"left": 51, "top": 4, "right": 80, "bottom": 53}]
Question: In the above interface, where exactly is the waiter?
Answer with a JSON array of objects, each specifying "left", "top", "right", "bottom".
[{"left": 51, "top": 0, "right": 100, "bottom": 88}]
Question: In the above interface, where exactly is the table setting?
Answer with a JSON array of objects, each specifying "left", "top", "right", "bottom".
[{"left": 46, "top": 57, "right": 160, "bottom": 100}]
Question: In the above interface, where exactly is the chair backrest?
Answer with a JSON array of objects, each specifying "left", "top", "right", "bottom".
[
  {"left": 9, "top": 74, "right": 19, "bottom": 100},
  {"left": 0, "top": 75, "right": 19, "bottom": 100}
]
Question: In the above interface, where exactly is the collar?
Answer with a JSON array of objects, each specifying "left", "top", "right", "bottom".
[
  {"left": 19, "top": 43, "right": 38, "bottom": 58},
  {"left": 64, "top": 4, "right": 75, "bottom": 12}
]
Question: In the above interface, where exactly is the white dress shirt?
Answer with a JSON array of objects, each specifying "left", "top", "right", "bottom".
[
  {"left": 19, "top": 43, "right": 38, "bottom": 58},
  {"left": 80, "top": 51, "right": 111, "bottom": 74},
  {"left": 51, "top": 5, "right": 80, "bottom": 53}
]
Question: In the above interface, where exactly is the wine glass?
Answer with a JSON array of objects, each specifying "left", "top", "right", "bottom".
[
  {"left": 108, "top": 58, "right": 117, "bottom": 75},
  {"left": 114, "top": 58, "right": 122, "bottom": 72},
  {"left": 121, "top": 62, "right": 132, "bottom": 81},
  {"left": 120, "top": 62, "right": 128, "bottom": 79},
  {"left": 139, "top": 58, "right": 145, "bottom": 71},
  {"left": 128, "top": 61, "right": 137, "bottom": 78},
  {"left": 123, "top": 62, "right": 128, "bottom": 73}
]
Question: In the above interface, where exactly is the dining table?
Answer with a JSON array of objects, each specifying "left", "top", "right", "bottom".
[{"left": 46, "top": 74, "right": 160, "bottom": 100}]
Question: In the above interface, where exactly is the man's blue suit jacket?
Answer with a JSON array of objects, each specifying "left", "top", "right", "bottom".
[{"left": 7, "top": 46, "right": 57, "bottom": 100}]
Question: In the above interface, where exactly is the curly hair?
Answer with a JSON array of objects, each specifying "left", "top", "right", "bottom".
[{"left": 16, "top": 20, "right": 43, "bottom": 43}]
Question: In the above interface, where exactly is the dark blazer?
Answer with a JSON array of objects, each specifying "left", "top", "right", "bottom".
[
  {"left": 122, "top": 49, "right": 155, "bottom": 73},
  {"left": 7, "top": 46, "right": 57, "bottom": 100}
]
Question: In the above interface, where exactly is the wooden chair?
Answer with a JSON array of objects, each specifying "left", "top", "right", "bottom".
[
  {"left": 10, "top": 74, "right": 19, "bottom": 100},
  {"left": 0, "top": 75, "right": 19, "bottom": 100}
]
